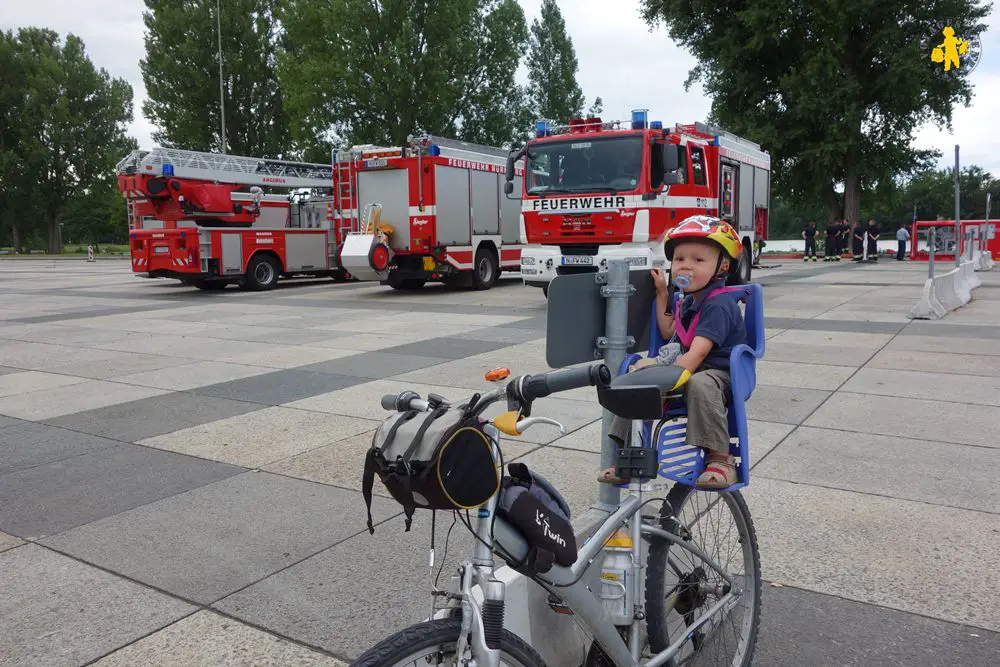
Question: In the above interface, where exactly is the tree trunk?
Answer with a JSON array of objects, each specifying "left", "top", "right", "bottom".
[
  {"left": 843, "top": 163, "right": 861, "bottom": 228},
  {"left": 822, "top": 182, "right": 840, "bottom": 223},
  {"left": 47, "top": 212, "right": 62, "bottom": 255}
]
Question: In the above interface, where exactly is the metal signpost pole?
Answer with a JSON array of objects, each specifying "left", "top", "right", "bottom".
[
  {"left": 955, "top": 145, "right": 961, "bottom": 267},
  {"left": 597, "top": 260, "right": 634, "bottom": 510}
]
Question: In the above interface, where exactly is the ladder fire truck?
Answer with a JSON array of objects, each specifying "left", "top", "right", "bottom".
[
  {"left": 336, "top": 135, "right": 523, "bottom": 290},
  {"left": 117, "top": 147, "right": 341, "bottom": 290},
  {"left": 503, "top": 112, "right": 771, "bottom": 294}
]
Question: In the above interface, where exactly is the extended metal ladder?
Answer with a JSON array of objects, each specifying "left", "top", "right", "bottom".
[{"left": 116, "top": 147, "right": 334, "bottom": 189}]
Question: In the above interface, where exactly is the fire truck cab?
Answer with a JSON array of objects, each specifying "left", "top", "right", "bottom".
[{"left": 504, "top": 113, "right": 770, "bottom": 293}]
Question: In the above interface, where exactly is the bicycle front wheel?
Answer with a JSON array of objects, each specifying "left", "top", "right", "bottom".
[
  {"left": 644, "top": 487, "right": 761, "bottom": 667},
  {"left": 351, "top": 618, "right": 546, "bottom": 667}
]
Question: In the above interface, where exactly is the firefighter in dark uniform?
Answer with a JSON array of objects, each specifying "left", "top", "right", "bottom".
[
  {"left": 824, "top": 220, "right": 840, "bottom": 261},
  {"left": 852, "top": 221, "right": 866, "bottom": 260},
  {"left": 866, "top": 219, "right": 880, "bottom": 261},
  {"left": 838, "top": 219, "right": 851, "bottom": 260},
  {"left": 802, "top": 221, "right": 818, "bottom": 261}
]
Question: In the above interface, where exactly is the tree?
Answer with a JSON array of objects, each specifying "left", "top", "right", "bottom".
[
  {"left": 141, "top": 0, "right": 289, "bottom": 157},
  {"left": 0, "top": 29, "right": 30, "bottom": 251},
  {"left": 11, "top": 28, "right": 135, "bottom": 253},
  {"left": 588, "top": 96, "right": 604, "bottom": 117},
  {"left": 526, "top": 0, "right": 585, "bottom": 123},
  {"left": 640, "top": 0, "right": 992, "bottom": 227},
  {"left": 278, "top": 0, "right": 531, "bottom": 151}
]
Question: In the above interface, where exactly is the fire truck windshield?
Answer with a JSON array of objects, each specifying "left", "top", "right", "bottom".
[{"left": 525, "top": 135, "right": 643, "bottom": 195}]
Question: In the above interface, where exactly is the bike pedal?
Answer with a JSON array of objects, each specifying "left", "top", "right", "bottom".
[{"left": 546, "top": 592, "right": 574, "bottom": 615}]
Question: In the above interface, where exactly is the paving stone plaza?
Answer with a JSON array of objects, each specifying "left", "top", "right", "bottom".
[{"left": 1, "top": 259, "right": 999, "bottom": 666}]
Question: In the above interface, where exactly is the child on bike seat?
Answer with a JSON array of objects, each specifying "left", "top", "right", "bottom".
[{"left": 603, "top": 216, "right": 747, "bottom": 490}]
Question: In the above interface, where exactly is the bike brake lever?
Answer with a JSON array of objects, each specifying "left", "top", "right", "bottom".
[{"left": 515, "top": 416, "right": 566, "bottom": 435}]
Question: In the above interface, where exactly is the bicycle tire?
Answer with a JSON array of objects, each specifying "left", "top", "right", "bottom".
[
  {"left": 644, "top": 488, "right": 761, "bottom": 667},
  {"left": 351, "top": 618, "right": 546, "bottom": 667}
]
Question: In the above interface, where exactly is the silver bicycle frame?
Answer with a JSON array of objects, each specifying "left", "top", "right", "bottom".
[{"left": 456, "top": 426, "right": 743, "bottom": 667}]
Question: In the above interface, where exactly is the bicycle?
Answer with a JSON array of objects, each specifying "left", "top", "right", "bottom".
[{"left": 352, "top": 355, "right": 762, "bottom": 667}]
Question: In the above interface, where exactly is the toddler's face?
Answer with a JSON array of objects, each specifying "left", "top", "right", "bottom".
[{"left": 671, "top": 240, "right": 728, "bottom": 292}]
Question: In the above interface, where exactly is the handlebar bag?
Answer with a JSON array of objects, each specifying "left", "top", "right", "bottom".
[
  {"left": 362, "top": 404, "right": 500, "bottom": 534},
  {"left": 496, "top": 462, "right": 577, "bottom": 573}
]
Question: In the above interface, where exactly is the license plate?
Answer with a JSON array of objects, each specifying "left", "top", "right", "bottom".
[
  {"left": 154, "top": 246, "right": 169, "bottom": 255},
  {"left": 561, "top": 256, "right": 593, "bottom": 265}
]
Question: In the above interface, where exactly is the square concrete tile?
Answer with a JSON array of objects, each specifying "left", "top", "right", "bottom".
[
  {"left": 111, "top": 360, "right": 275, "bottom": 390},
  {"left": 305, "top": 331, "right": 438, "bottom": 351},
  {"left": 43, "top": 350, "right": 189, "bottom": 380},
  {"left": 92, "top": 610, "right": 344, "bottom": 666},
  {"left": 0, "top": 365, "right": 22, "bottom": 375},
  {"left": 0, "top": 422, "right": 119, "bottom": 475},
  {"left": 756, "top": 426, "right": 1000, "bottom": 514},
  {"left": 0, "top": 370, "right": 87, "bottom": 398},
  {"left": 283, "top": 378, "right": 473, "bottom": 421},
  {"left": 46, "top": 392, "right": 264, "bottom": 443},
  {"left": 0, "top": 444, "right": 243, "bottom": 539},
  {"left": 213, "top": 519, "right": 477, "bottom": 660},
  {"left": 0, "top": 544, "right": 194, "bottom": 667},
  {"left": 480, "top": 395, "right": 601, "bottom": 445},
  {"left": 890, "top": 334, "right": 1000, "bottom": 357},
  {"left": 302, "top": 351, "right": 450, "bottom": 380},
  {"left": 462, "top": 326, "right": 546, "bottom": 345},
  {"left": 756, "top": 360, "right": 856, "bottom": 391},
  {"left": 743, "top": 477, "right": 1000, "bottom": 632},
  {"left": 220, "top": 345, "right": 358, "bottom": 369},
  {"left": 806, "top": 392, "right": 1000, "bottom": 448},
  {"left": 42, "top": 472, "right": 398, "bottom": 604},
  {"left": 746, "top": 385, "right": 831, "bottom": 425},
  {"left": 0, "top": 530, "right": 24, "bottom": 552},
  {"left": 842, "top": 368, "right": 1000, "bottom": 407},
  {"left": 191, "top": 368, "right": 366, "bottom": 405},
  {"left": 867, "top": 348, "right": 1000, "bottom": 377},
  {"left": 379, "top": 336, "right": 514, "bottom": 360},
  {"left": 0, "top": 414, "right": 20, "bottom": 429},
  {"left": 0, "top": 380, "right": 169, "bottom": 421},
  {"left": 768, "top": 328, "right": 893, "bottom": 348},
  {"left": 139, "top": 406, "right": 378, "bottom": 468}
]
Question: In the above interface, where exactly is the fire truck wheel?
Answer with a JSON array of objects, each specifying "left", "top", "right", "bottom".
[
  {"left": 245, "top": 254, "right": 279, "bottom": 291},
  {"left": 472, "top": 247, "right": 499, "bottom": 290},
  {"left": 387, "top": 273, "right": 426, "bottom": 290}
]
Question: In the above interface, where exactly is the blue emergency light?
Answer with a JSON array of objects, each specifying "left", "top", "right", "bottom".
[
  {"left": 162, "top": 163, "right": 174, "bottom": 176},
  {"left": 429, "top": 144, "right": 441, "bottom": 156},
  {"left": 631, "top": 109, "right": 649, "bottom": 130},
  {"left": 650, "top": 121, "right": 663, "bottom": 130},
  {"left": 535, "top": 119, "right": 553, "bottom": 137}
]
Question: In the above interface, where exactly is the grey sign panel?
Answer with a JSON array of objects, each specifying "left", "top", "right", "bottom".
[
  {"left": 754, "top": 166, "right": 769, "bottom": 211},
  {"left": 500, "top": 176, "right": 523, "bottom": 244},
  {"left": 357, "top": 169, "right": 410, "bottom": 250},
  {"left": 221, "top": 234, "right": 242, "bottom": 273},
  {"left": 545, "top": 272, "right": 657, "bottom": 368},
  {"left": 284, "top": 232, "right": 327, "bottom": 271},
  {"left": 472, "top": 170, "right": 500, "bottom": 235},
  {"left": 435, "top": 166, "right": 472, "bottom": 245},
  {"left": 739, "top": 162, "right": 755, "bottom": 232}
]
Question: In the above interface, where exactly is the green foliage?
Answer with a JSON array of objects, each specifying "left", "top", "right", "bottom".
[
  {"left": 640, "top": 0, "right": 992, "bottom": 226},
  {"left": 0, "top": 28, "right": 134, "bottom": 253},
  {"left": 526, "top": 0, "right": 585, "bottom": 123},
  {"left": 141, "top": 0, "right": 289, "bottom": 158},
  {"left": 278, "top": 0, "right": 531, "bottom": 152}
]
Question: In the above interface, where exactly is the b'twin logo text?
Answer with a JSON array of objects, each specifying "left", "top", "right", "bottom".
[
  {"left": 531, "top": 196, "right": 626, "bottom": 212},
  {"left": 535, "top": 509, "right": 567, "bottom": 547}
]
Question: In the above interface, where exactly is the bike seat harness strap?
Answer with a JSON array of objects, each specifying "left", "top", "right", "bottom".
[{"left": 672, "top": 286, "right": 747, "bottom": 348}]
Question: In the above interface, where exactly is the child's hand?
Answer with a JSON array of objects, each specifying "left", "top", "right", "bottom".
[
  {"left": 629, "top": 357, "right": 659, "bottom": 372},
  {"left": 650, "top": 268, "right": 668, "bottom": 295}
]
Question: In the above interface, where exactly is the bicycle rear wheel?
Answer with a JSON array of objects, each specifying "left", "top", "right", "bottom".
[
  {"left": 644, "top": 486, "right": 761, "bottom": 667},
  {"left": 351, "top": 618, "right": 546, "bottom": 667}
]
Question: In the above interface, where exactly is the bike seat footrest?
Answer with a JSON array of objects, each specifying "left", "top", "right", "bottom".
[{"left": 614, "top": 447, "right": 659, "bottom": 480}]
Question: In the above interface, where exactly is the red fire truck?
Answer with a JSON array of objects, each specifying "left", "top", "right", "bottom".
[
  {"left": 503, "top": 114, "right": 771, "bottom": 293},
  {"left": 335, "top": 135, "right": 523, "bottom": 290},
  {"left": 118, "top": 147, "right": 342, "bottom": 290}
]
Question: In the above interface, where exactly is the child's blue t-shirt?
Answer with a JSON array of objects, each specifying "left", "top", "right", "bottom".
[{"left": 675, "top": 281, "right": 747, "bottom": 370}]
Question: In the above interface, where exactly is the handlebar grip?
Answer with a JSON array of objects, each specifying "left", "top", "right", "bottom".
[
  {"left": 381, "top": 394, "right": 399, "bottom": 410},
  {"left": 383, "top": 390, "right": 420, "bottom": 411},
  {"left": 520, "top": 362, "right": 611, "bottom": 401}
]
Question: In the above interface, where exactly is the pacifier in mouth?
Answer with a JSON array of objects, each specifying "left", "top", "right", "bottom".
[{"left": 672, "top": 274, "right": 692, "bottom": 290}]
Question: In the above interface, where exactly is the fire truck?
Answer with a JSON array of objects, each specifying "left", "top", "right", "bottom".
[
  {"left": 117, "top": 147, "right": 341, "bottom": 290},
  {"left": 503, "top": 113, "right": 771, "bottom": 294},
  {"left": 336, "top": 135, "right": 523, "bottom": 290}
]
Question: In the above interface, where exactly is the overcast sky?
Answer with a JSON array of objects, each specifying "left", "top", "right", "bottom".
[{"left": 2, "top": 1, "right": 998, "bottom": 179}]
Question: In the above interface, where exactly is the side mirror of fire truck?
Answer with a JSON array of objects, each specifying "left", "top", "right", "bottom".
[
  {"left": 662, "top": 144, "right": 681, "bottom": 186},
  {"left": 503, "top": 180, "right": 514, "bottom": 195},
  {"left": 503, "top": 146, "right": 526, "bottom": 198}
]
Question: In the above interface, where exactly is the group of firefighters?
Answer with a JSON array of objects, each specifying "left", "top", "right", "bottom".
[{"left": 801, "top": 219, "right": 886, "bottom": 262}]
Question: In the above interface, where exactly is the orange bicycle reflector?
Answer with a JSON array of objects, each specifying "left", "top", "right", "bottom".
[{"left": 485, "top": 367, "right": 510, "bottom": 382}]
